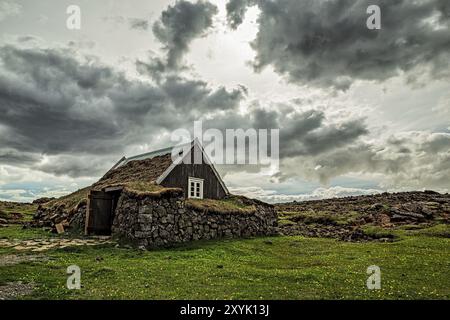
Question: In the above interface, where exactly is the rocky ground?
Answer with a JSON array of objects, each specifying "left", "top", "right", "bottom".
[
  {"left": 0, "top": 282, "right": 35, "bottom": 300},
  {"left": 0, "top": 201, "right": 37, "bottom": 227},
  {"left": 276, "top": 191, "right": 450, "bottom": 241},
  {"left": 0, "top": 237, "right": 114, "bottom": 252},
  {"left": 2, "top": 190, "right": 450, "bottom": 243},
  {"left": 0, "top": 254, "right": 49, "bottom": 267}
]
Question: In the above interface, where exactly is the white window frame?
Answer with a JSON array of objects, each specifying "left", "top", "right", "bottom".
[{"left": 188, "top": 177, "right": 204, "bottom": 199}]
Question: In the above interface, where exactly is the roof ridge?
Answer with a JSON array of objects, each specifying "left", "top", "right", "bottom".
[
  {"left": 127, "top": 146, "right": 173, "bottom": 160},
  {"left": 118, "top": 141, "right": 192, "bottom": 167}
]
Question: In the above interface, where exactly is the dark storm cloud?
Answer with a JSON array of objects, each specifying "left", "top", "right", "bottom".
[
  {"left": 265, "top": 109, "right": 368, "bottom": 158},
  {"left": 160, "top": 75, "right": 245, "bottom": 113},
  {"left": 227, "top": 0, "right": 450, "bottom": 89},
  {"left": 203, "top": 107, "right": 369, "bottom": 161},
  {"left": 287, "top": 119, "right": 368, "bottom": 157},
  {"left": 437, "top": 0, "right": 450, "bottom": 20},
  {"left": 1, "top": 0, "right": 424, "bottom": 184},
  {"left": 103, "top": 16, "right": 149, "bottom": 31},
  {"left": 36, "top": 154, "right": 114, "bottom": 178},
  {"left": 228, "top": 108, "right": 368, "bottom": 158},
  {"left": 129, "top": 18, "right": 149, "bottom": 31},
  {"left": 152, "top": 0, "right": 218, "bottom": 69},
  {"left": 226, "top": 0, "right": 250, "bottom": 29},
  {"left": 0, "top": 149, "right": 42, "bottom": 166},
  {"left": 0, "top": 44, "right": 246, "bottom": 177},
  {"left": 0, "top": 40, "right": 364, "bottom": 178},
  {"left": 280, "top": 132, "right": 450, "bottom": 189},
  {"left": 0, "top": 45, "right": 136, "bottom": 155},
  {"left": 196, "top": 106, "right": 369, "bottom": 179}
]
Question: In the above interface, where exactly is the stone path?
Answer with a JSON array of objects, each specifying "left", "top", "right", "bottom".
[
  {"left": 0, "top": 237, "right": 114, "bottom": 252},
  {"left": 0, "top": 282, "right": 34, "bottom": 300}
]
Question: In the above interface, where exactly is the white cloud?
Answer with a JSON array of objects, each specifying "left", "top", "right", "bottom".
[
  {"left": 432, "top": 94, "right": 450, "bottom": 116},
  {"left": 278, "top": 131, "right": 450, "bottom": 193},
  {"left": 0, "top": 187, "right": 73, "bottom": 203},
  {"left": 0, "top": 189, "right": 29, "bottom": 202},
  {"left": 0, "top": 164, "right": 96, "bottom": 202},
  {"left": 0, "top": 1, "right": 22, "bottom": 21},
  {"left": 229, "top": 186, "right": 383, "bottom": 203}
]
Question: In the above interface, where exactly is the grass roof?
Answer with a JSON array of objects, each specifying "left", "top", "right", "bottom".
[
  {"left": 185, "top": 195, "right": 261, "bottom": 214},
  {"left": 39, "top": 155, "right": 179, "bottom": 212},
  {"left": 42, "top": 187, "right": 90, "bottom": 210},
  {"left": 93, "top": 154, "right": 172, "bottom": 190},
  {"left": 38, "top": 154, "right": 265, "bottom": 216}
]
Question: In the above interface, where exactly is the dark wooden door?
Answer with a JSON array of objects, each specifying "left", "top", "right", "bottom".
[{"left": 85, "top": 191, "right": 114, "bottom": 235}]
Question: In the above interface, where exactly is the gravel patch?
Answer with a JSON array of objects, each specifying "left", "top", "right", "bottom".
[{"left": 0, "top": 282, "right": 34, "bottom": 300}]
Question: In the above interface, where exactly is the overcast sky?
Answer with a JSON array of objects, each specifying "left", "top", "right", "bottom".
[{"left": 0, "top": 0, "right": 449, "bottom": 203}]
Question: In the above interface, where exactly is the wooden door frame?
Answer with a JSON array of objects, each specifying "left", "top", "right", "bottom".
[{"left": 85, "top": 188, "right": 123, "bottom": 236}]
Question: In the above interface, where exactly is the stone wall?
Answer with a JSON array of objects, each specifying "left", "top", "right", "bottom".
[{"left": 112, "top": 190, "right": 278, "bottom": 248}]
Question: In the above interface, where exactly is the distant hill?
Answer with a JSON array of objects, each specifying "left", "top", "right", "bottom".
[
  {"left": 276, "top": 191, "right": 450, "bottom": 241},
  {"left": 0, "top": 201, "right": 37, "bottom": 225}
]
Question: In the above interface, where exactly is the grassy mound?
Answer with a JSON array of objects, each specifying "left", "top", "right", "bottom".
[
  {"left": 42, "top": 187, "right": 90, "bottom": 210},
  {"left": 185, "top": 195, "right": 260, "bottom": 214},
  {"left": 0, "top": 202, "right": 38, "bottom": 222}
]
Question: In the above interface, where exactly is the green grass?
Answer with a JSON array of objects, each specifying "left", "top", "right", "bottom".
[
  {"left": 0, "top": 202, "right": 37, "bottom": 221},
  {"left": 361, "top": 225, "right": 398, "bottom": 240},
  {"left": 122, "top": 181, "right": 166, "bottom": 193},
  {"left": 0, "top": 226, "right": 449, "bottom": 299},
  {"left": 0, "top": 225, "right": 57, "bottom": 241},
  {"left": 361, "top": 224, "right": 450, "bottom": 241},
  {"left": 279, "top": 210, "right": 360, "bottom": 226},
  {"left": 186, "top": 196, "right": 257, "bottom": 214},
  {"left": 407, "top": 224, "right": 450, "bottom": 238},
  {"left": 43, "top": 187, "right": 89, "bottom": 211}
]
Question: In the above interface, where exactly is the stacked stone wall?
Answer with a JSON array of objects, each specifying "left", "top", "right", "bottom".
[{"left": 112, "top": 191, "right": 278, "bottom": 248}]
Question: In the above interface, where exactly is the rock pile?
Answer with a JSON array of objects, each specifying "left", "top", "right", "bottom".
[
  {"left": 0, "top": 210, "right": 24, "bottom": 227},
  {"left": 31, "top": 200, "right": 87, "bottom": 233},
  {"left": 32, "top": 197, "right": 55, "bottom": 205}
]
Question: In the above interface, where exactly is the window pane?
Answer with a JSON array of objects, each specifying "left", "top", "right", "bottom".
[{"left": 188, "top": 179, "right": 203, "bottom": 198}]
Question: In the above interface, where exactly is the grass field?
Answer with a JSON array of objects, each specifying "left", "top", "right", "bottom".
[
  {"left": 0, "top": 225, "right": 449, "bottom": 300},
  {"left": 0, "top": 202, "right": 37, "bottom": 222}
]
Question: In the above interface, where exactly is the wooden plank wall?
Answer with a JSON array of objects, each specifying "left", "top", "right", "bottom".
[{"left": 160, "top": 146, "right": 227, "bottom": 199}]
